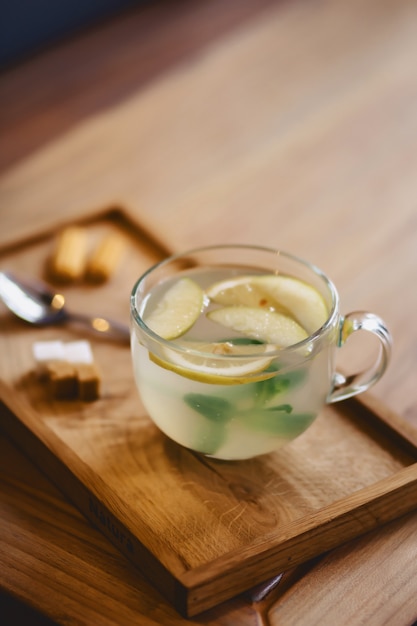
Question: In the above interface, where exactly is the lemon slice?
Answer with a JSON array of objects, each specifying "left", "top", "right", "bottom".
[
  {"left": 150, "top": 340, "right": 275, "bottom": 385},
  {"left": 207, "top": 306, "right": 308, "bottom": 347},
  {"left": 143, "top": 277, "right": 204, "bottom": 339},
  {"left": 207, "top": 275, "right": 328, "bottom": 334}
]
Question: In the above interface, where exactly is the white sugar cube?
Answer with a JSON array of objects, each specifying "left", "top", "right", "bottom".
[
  {"left": 33, "top": 340, "right": 65, "bottom": 362},
  {"left": 64, "top": 340, "right": 93, "bottom": 364}
]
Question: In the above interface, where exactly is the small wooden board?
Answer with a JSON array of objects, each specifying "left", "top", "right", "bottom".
[{"left": 1, "top": 206, "right": 417, "bottom": 617}]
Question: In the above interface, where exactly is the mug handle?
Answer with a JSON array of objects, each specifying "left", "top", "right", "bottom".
[{"left": 327, "top": 311, "right": 392, "bottom": 403}]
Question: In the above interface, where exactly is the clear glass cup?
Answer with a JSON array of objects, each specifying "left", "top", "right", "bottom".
[{"left": 130, "top": 245, "right": 392, "bottom": 460}]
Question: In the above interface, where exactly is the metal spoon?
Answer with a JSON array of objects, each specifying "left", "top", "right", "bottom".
[{"left": 0, "top": 271, "right": 130, "bottom": 343}]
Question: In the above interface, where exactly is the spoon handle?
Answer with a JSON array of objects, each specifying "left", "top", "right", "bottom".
[{"left": 67, "top": 311, "right": 130, "bottom": 344}]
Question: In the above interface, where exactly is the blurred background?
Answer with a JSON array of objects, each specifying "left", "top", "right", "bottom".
[
  {"left": 1, "top": 0, "right": 416, "bottom": 422},
  {"left": 0, "top": 0, "right": 142, "bottom": 67}
]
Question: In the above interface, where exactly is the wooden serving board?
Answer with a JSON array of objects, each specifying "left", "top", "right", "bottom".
[{"left": 1, "top": 206, "right": 417, "bottom": 617}]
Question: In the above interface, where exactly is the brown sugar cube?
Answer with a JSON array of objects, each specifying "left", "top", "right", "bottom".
[
  {"left": 48, "top": 226, "right": 88, "bottom": 283},
  {"left": 45, "top": 360, "right": 78, "bottom": 399},
  {"left": 33, "top": 341, "right": 65, "bottom": 379},
  {"left": 64, "top": 340, "right": 100, "bottom": 401},
  {"left": 75, "top": 363, "right": 101, "bottom": 401},
  {"left": 86, "top": 232, "right": 126, "bottom": 283}
]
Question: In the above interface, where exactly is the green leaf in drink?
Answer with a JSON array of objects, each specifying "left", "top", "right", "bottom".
[
  {"left": 222, "top": 337, "right": 264, "bottom": 346},
  {"left": 241, "top": 406, "right": 315, "bottom": 436},
  {"left": 253, "top": 366, "right": 307, "bottom": 405},
  {"left": 183, "top": 393, "right": 233, "bottom": 455},
  {"left": 184, "top": 393, "right": 233, "bottom": 422}
]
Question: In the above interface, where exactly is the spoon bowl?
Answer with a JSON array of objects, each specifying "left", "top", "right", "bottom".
[{"left": 0, "top": 271, "right": 130, "bottom": 343}]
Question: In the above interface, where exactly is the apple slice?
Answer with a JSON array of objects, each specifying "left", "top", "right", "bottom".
[
  {"left": 207, "top": 274, "right": 328, "bottom": 334},
  {"left": 144, "top": 277, "right": 204, "bottom": 339},
  {"left": 207, "top": 306, "right": 308, "bottom": 347}
]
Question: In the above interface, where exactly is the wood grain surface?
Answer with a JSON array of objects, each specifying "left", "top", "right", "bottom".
[
  {"left": 1, "top": 209, "right": 416, "bottom": 616},
  {"left": 1, "top": 0, "right": 417, "bottom": 623}
]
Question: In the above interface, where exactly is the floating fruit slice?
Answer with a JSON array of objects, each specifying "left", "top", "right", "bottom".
[
  {"left": 207, "top": 306, "right": 308, "bottom": 347},
  {"left": 252, "top": 275, "right": 328, "bottom": 334},
  {"left": 143, "top": 277, "right": 204, "bottom": 339},
  {"left": 206, "top": 274, "right": 328, "bottom": 334},
  {"left": 206, "top": 275, "right": 268, "bottom": 307},
  {"left": 150, "top": 340, "right": 275, "bottom": 385}
]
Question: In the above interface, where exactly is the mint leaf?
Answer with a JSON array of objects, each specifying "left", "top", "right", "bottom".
[
  {"left": 241, "top": 408, "right": 315, "bottom": 436},
  {"left": 254, "top": 367, "right": 307, "bottom": 405},
  {"left": 184, "top": 393, "right": 233, "bottom": 423},
  {"left": 222, "top": 337, "right": 264, "bottom": 345},
  {"left": 267, "top": 404, "right": 293, "bottom": 413}
]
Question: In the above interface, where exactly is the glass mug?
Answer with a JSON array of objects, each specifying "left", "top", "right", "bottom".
[{"left": 130, "top": 245, "right": 392, "bottom": 460}]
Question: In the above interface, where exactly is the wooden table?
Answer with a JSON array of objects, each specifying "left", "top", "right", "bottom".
[{"left": 1, "top": 0, "right": 417, "bottom": 623}]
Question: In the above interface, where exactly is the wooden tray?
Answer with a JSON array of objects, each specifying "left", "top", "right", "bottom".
[{"left": 1, "top": 206, "right": 417, "bottom": 617}]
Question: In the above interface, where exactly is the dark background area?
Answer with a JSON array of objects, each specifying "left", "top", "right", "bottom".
[{"left": 0, "top": 0, "right": 143, "bottom": 67}]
